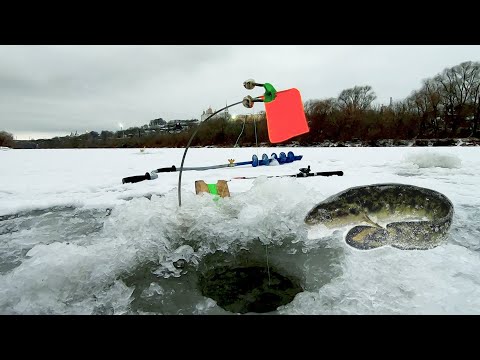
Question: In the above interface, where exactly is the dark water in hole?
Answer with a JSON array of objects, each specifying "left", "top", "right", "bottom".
[{"left": 199, "top": 265, "right": 303, "bottom": 314}]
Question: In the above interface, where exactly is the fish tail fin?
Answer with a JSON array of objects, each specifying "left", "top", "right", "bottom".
[{"left": 345, "top": 225, "right": 389, "bottom": 250}]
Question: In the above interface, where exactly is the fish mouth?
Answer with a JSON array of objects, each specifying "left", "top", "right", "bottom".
[
  {"left": 304, "top": 207, "right": 333, "bottom": 226},
  {"left": 304, "top": 214, "right": 322, "bottom": 226}
]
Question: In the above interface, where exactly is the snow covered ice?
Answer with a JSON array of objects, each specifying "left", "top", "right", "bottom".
[{"left": 1, "top": 146, "right": 480, "bottom": 314}]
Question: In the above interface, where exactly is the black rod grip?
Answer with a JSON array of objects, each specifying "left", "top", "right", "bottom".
[
  {"left": 295, "top": 171, "right": 344, "bottom": 177},
  {"left": 122, "top": 174, "right": 149, "bottom": 184},
  {"left": 313, "top": 171, "right": 343, "bottom": 177},
  {"left": 155, "top": 166, "right": 177, "bottom": 173}
]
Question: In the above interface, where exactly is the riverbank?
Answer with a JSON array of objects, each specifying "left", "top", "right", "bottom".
[{"left": 10, "top": 137, "right": 480, "bottom": 149}]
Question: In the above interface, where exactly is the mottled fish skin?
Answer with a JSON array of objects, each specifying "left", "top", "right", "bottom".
[{"left": 305, "top": 183, "right": 454, "bottom": 250}]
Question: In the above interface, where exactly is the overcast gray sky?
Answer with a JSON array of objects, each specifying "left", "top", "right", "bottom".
[{"left": 1, "top": 45, "right": 479, "bottom": 140}]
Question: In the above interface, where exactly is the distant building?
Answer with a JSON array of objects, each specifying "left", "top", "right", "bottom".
[
  {"left": 149, "top": 118, "right": 166, "bottom": 128},
  {"left": 201, "top": 107, "right": 214, "bottom": 122}
]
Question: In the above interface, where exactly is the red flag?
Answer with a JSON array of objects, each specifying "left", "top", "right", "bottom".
[{"left": 263, "top": 88, "right": 309, "bottom": 143}]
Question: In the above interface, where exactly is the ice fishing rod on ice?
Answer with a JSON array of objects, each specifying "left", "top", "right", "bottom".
[
  {"left": 195, "top": 166, "right": 343, "bottom": 200},
  {"left": 229, "top": 166, "right": 343, "bottom": 180},
  {"left": 121, "top": 151, "right": 304, "bottom": 184},
  {"left": 122, "top": 164, "right": 342, "bottom": 185}
]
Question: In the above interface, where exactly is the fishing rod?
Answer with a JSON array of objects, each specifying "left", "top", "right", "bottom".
[
  {"left": 122, "top": 152, "right": 304, "bottom": 184},
  {"left": 195, "top": 166, "right": 343, "bottom": 201},
  {"left": 229, "top": 166, "right": 343, "bottom": 181}
]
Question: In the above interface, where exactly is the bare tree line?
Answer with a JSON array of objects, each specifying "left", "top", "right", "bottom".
[
  {"left": 0, "top": 131, "right": 14, "bottom": 147},
  {"left": 302, "top": 61, "right": 480, "bottom": 143},
  {"left": 6, "top": 60, "right": 480, "bottom": 149}
]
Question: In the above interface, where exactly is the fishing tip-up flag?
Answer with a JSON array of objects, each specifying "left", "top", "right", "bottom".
[{"left": 243, "top": 80, "right": 310, "bottom": 143}]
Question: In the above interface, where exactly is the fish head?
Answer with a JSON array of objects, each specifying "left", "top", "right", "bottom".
[
  {"left": 305, "top": 202, "right": 364, "bottom": 228},
  {"left": 304, "top": 206, "right": 336, "bottom": 226}
]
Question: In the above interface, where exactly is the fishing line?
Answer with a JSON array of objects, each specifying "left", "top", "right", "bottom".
[
  {"left": 234, "top": 116, "right": 246, "bottom": 148},
  {"left": 233, "top": 113, "right": 246, "bottom": 170},
  {"left": 265, "top": 243, "right": 271, "bottom": 286},
  {"left": 253, "top": 110, "right": 259, "bottom": 159}
]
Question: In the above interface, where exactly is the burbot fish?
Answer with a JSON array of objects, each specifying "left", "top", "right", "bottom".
[{"left": 305, "top": 184, "right": 454, "bottom": 250}]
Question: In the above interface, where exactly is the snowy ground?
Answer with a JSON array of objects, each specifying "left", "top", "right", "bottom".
[{"left": 0, "top": 146, "right": 479, "bottom": 314}]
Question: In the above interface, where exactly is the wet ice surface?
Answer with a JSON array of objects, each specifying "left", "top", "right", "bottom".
[{"left": 0, "top": 147, "right": 479, "bottom": 314}]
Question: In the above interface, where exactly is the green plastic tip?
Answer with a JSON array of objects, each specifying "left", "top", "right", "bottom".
[
  {"left": 207, "top": 183, "right": 220, "bottom": 202},
  {"left": 263, "top": 83, "right": 277, "bottom": 103}
]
